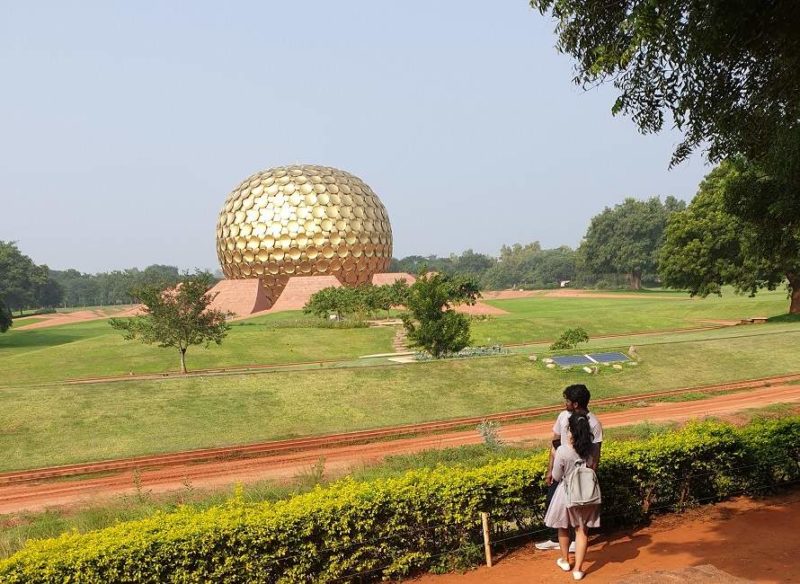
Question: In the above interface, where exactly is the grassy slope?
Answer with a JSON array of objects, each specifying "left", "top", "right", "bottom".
[
  {"left": 473, "top": 288, "right": 790, "bottom": 343},
  {"left": 0, "top": 313, "right": 394, "bottom": 384},
  {"left": 2, "top": 325, "right": 800, "bottom": 471}
]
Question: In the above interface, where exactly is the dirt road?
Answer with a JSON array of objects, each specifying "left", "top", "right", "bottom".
[
  {"left": 410, "top": 491, "right": 799, "bottom": 584},
  {"left": 2, "top": 384, "right": 799, "bottom": 515}
]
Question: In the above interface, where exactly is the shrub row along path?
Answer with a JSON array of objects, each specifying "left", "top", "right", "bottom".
[
  {"left": 1, "top": 382, "right": 800, "bottom": 515},
  {"left": 410, "top": 490, "right": 799, "bottom": 584}
]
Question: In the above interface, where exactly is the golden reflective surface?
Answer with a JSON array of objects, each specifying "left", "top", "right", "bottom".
[{"left": 216, "top": 164, "right": 393, "bottom": 305}]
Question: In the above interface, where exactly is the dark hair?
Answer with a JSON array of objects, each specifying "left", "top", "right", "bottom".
[
  {"left": 563, "top": 384, "right": 591, "bottom": 409},
  {"left": 568, "top": 413, "right": 594, "bottom": 459}
]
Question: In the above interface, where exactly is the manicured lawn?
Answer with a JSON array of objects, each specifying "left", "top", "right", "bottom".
[
  {"left": 2, "top": 326, "right": 799, "bottom": 471},
  {"left": 473, "top": 288, "right": 791, "bottom": 344},
  {"left": 1, "top": 289, "right": 792, "bottom": 385},
  {"left": 0, "top": 312, "right": 394, "bottom": 385}
]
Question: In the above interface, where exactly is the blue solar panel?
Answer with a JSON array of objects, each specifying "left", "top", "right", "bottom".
[
  {"left": 549, "top": 352, "right": 630, "bottom": 367},
  {"left": 551, "top": 355, "right": 593, "bottom": 366},
  {"left": 589, "top": 352, "right": 630, "bottom": 363}
]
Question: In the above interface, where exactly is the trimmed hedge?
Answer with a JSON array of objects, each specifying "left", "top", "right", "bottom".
[{"left": 1, "top": 417, "right": 798, "bottom": 583}]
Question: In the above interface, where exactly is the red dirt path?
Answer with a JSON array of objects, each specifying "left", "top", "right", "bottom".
[
  {"left": 15, "top": 306, "right": 142, "bottom": 330},
  {"left": 2, "top": 384, "right": 799, "bottom": 515},
  {"left": 410, "top": 491, "right": 799, "bottom": 584}
]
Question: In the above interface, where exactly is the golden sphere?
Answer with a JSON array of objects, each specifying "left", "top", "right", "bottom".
[{"left": 216, "top": 164, "right": 393, "bottom": 305}]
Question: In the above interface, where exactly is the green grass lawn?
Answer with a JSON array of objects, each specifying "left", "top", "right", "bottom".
[
  {"left": 0, "top": 289, "right": 793, "bottom": 385},
  {"left": 2, "top": 325, "right": 799, "bottom": 471},
  {"left": 473, "top": 287, "right": 791, "bottom": 344},
  {"left": 0, "top": 312, "right": 394, "bottom": 384}
]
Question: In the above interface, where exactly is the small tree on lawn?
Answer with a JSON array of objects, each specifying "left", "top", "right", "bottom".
[
  {"left": 402, "top": 272, "right": 480, "bottom": 358},
  {"left": 550, "top": 327, "right": 589, "bottom": 351},
  {"left": 109, "top": 272, "right": 230, "bottom": 374}
]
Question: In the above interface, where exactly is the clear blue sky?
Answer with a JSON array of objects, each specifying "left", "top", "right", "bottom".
[{"left": 0, "top": 1, "right": 709, "bottom": 273}]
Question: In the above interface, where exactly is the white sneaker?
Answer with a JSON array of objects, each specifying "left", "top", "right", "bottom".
[
  {"left": 556, "top": 557, "right": 571, "bottom": 572},
  {"left": 534, "top": 540, "right": 560, "bottom": 550},
  {"left": 573, "top": 570, "right": 585, "bottom": 580},
  {"left": 569, "top": 541, "right": 577, "bottom": 553}
]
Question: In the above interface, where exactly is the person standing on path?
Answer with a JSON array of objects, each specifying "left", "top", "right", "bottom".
[
  {"left": 544, "top": 412, "right": 602, "bottom": 580},
  {"left": 535, "top": 384, "right": 603, "bottom": 552}
]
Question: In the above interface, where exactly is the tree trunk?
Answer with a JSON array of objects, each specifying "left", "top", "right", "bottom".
[
  {"left": 628, "top": 271, "right": 642, "bottom": 290},
  {"left": 788, "top": 272, "right": 800, "bottom": 314},
  {"left": 179, "top": 348, "right": 187, "bottom": 374}
]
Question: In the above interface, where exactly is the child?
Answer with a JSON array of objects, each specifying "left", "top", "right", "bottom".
[{"left": 544, "top": 412, "right": 601, "bottom": 580}]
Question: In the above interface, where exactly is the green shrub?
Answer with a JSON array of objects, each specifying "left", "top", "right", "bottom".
[
  {"left": 549, "top": 327, "right": 590, "bottom": 350},
  {"left": 2, "top": 418, "right": 798, "bottom": 583}
]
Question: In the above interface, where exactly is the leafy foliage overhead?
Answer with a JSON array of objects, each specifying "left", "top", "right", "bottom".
[{"left": 530, "top": 0, "right": 800, "bottom": 171}]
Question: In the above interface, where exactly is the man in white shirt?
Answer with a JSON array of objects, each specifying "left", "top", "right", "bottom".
[{"left": 535, "top": 384, "right": 603, "bottom": 551}]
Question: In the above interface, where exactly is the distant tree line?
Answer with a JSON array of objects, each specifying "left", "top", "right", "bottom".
[
  {"left": 389, "top": 196, "right": 685, "bottom": 291},
  {"left": 0, "top": 241, "right": 194, "bottom": 333},
  {"left": 390, "top": 245, "right": 579, "bottom": 291},
  {"left": 51, "top": 265, "right": 184, "bottom": 308}
]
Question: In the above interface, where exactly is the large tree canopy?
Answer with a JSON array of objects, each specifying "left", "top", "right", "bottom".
[
  {"left": 659, "top": 161, "right": 800, "bottom": 313},
  {"left": 579, "top": 196, "right": 684, "bottom": 289},
  {"left": 530, "top": 0, "right": 800, "bottom": 173},
  {"left": 0, "top": 241, "right": 59, "bottom": 315}
]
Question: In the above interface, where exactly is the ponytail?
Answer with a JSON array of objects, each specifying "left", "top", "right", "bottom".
[{"left": 568, "top": 413, "right": 594, "bottom": 459}]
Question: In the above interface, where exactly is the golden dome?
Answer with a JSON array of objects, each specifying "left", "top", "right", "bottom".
[{"left": 216, "top": 164, "right": 393, "bottom": 306}]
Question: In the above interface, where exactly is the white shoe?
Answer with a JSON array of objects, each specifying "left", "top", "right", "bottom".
[
  {"left": 556, "top": 557, "right": 571, "bottom": 572},
  {"left": 534, "top": 539, "right": 560, "bottom": 550},
  {"left": 573, "top": 570, "right": 585, "bottom": 580},
  {"left": 569, "top": 541, "right": 576, "bottom": 553}
]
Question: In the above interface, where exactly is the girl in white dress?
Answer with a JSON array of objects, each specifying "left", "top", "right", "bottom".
[{"left": 544, "top": 413, "right": 600, "bottom": 580}]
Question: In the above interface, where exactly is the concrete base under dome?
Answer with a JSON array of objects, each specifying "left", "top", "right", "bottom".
[{"left": 209, "top": 273, "right": 416, "bottom": 318}]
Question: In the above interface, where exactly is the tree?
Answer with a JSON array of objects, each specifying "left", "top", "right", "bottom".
[
  {"left": 303, "top": 286, "right": 362, "bottom": 320},
  {"left": 529, "top": 0, "right": 800, "bottom": 180},
  {"left": 387, "top": 279, "right": 410, "bottom": 308},
  {"left": 109, "top": 273, "right": 230, "bottom": 373},
  {"left": 578, "top": 197, "right": 684, "bottom": 289},
  {"left": 550, "top": 327, "right": 590, "bottom": 351},
  {"left": 0, "top": 241, "right": 50, "bottom": 314},
  {"left": 36, "top": 276, "right": 64, "bottom": 309},
  {"left": 51, "top": 265, "right": 184, "bottom": 308},
  {"left": 0, "top": 300, "right": 11, "bottom": 333},
  {"left": 451, "top": 249, "right": 495, "bottom": 280},
  {"left": 481, "top": 242, "right": 577, "bottom": 290},
  {"left": 401, "top": 272, "right": 480, "bottom": 358},
  {"left": 659, "top": 161, "right": 800, "bottom": 313}
]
